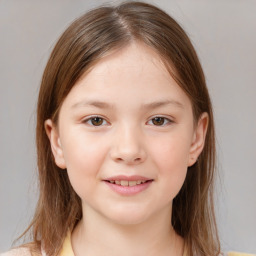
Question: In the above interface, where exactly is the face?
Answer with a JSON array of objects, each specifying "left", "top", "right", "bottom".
[{"left": 46, "top": 42, "right": 208, "bottom": 225}]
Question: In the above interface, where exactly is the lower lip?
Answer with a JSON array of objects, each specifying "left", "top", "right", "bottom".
[{"left": 104, "top": 181, "right": 153, "bottom": 196}]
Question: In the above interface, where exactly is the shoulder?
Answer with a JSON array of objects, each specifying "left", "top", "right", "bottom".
[{"left": 0, "top": 247, "right": 32, "bottom": 256}]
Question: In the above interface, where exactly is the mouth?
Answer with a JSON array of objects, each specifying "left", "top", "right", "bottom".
[
  {"left": 104, "top": 180, "right": 153, "bottom": 186},
  {"left": 103, "top": 175, "right": 154, "bottom": 196}
]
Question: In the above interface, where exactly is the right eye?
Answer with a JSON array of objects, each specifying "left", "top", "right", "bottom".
[{"left": 83, "top": 116, "right": 108, "bottom": 126}]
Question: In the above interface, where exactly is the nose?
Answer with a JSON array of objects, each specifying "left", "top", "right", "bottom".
[{"left": 110, "top": 125, "right": 147, "bottom": 165}]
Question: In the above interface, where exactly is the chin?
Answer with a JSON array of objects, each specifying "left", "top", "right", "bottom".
[{"left": 102, "top": 205, "right": 154, "bottom": 226}]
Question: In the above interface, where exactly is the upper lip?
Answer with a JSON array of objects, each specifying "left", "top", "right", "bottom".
[{"left": 103, "top": 175, "right": 153, "bottom": 181}]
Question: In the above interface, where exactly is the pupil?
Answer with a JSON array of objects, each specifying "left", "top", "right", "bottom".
[
  {"left": 153, "top": 117, "right": 164, "bottom": 125},
  {"left": 92, "top": 117, "right": 103, "bottom": 126}
]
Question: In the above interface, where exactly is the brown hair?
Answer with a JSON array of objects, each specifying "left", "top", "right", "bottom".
[{"left": 22, "top": 1, "right": 220, "bottom": 255}]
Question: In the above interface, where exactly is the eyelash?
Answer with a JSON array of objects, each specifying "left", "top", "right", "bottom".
[{"left": 82, "top": 115, "right": 173, "bottom": 127}]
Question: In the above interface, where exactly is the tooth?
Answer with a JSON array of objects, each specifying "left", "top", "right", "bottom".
[
  {"left": 136, "top": 180, "right": 142, "bottom": 185},
  {"left": 115, "top": 180, "right": 121, "bottom": 185},
  {"left": 120, "top": 180, "right": 129, "bottom": 186},
  {"left": 128, "top": 181, "right": 137, "bottom": 186},
  {"left": 109, "top": 181, "right": 114, "bottom": 184}
]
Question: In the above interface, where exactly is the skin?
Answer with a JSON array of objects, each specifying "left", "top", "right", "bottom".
[{"left": 45, "top": 42, "right": 208, "bottom": 256}]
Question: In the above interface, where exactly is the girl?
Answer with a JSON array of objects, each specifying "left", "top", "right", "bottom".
[{"left": 2, "top": 1, "right": 225, "bottom": 256}]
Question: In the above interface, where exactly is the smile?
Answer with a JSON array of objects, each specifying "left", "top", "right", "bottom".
[
  {"left": 103, "top": 175, "right": 154, "bottom": 196},
  {"left": 106, "top": 180, "right": 148, "bottom": 186}
]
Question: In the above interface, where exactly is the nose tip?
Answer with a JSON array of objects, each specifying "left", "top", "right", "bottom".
[
  {"left": 111, "top": 146, "right": 147, "bottom": 165},
  {"left": 110, "top": 130, "right": 147, "bottom": 165}
]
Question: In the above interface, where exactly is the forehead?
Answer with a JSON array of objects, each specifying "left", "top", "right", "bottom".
[
  {"left": 61, "top": 42, "right": 192, "bottom": 112},
  {"left": 84, "top": 43, "right": 172, "bottom": 84}
]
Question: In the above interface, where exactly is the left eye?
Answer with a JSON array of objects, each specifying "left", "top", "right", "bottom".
[
  {"left": 147, "top": 117, "right": 172, "bottom": 126},
  {"left": 83, "top": 116, "right": 108, "bottom": 126}
]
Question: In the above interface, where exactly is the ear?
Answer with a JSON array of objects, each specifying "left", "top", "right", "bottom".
[
  {"left": 188, "top": 112, "right": 209, "bottom": 167},
  {"left": 45, "top": 119, "right": 66, "bottom": 169}
]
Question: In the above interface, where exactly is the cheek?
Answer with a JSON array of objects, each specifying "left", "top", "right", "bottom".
[
  {"left": 60, "top": 131, "right": 108, "bottom": 195},
  {"left": 148, "top": 133, "right": 192, "bottom": 195},
  {"left": 150, "top": 133, "right": 191, "bottom": 170}
]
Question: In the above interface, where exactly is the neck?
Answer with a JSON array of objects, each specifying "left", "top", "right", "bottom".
[{"left": 72, "top": 205, "right": 184, "bottom": 256}]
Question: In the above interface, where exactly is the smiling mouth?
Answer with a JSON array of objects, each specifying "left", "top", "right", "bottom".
[
  {"left": 103, "top": 176, "right": 154, "bottom": 195},
  {"left": 104, "top": 180, "right": 153, "bottom": 186}
]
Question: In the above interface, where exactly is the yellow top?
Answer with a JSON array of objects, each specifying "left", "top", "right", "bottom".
[
  {"left": 227, "top": 253, "right": 256, "bottom": 256},
  {"left": 59, "top": 232, "right": 74, "bottom": 256}
]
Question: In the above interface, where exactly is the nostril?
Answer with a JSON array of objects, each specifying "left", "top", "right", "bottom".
[{"left": 115, "top": 157, "right": 140, "bottom": 162}]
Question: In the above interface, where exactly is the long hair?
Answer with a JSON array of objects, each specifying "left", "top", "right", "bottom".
[{"left": 22, "top": 2, "right": 220, "bottom": 255}]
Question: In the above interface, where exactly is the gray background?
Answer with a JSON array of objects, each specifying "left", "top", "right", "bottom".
[{"left": 0, "top": 0, "right": 255, "bottom": 254}]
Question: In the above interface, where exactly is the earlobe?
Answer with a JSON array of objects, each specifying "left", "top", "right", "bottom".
[
  {"left": 188, "top": 112, "right": 209, "bottom": 167},
  {"left": 44, "top": 119, "right": 66, "bottom": 169}
]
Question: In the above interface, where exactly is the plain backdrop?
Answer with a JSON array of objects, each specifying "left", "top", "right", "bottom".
[{"left": 0, "top": 0, "right": 255, "bottom": 253}]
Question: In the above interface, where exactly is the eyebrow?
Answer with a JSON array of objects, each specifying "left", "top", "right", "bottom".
[
  {"left": 141, "top": 100, "right": 184, "bottom": 110},
  {"left": 71, "top": 99, "right": 184, "bottom": 110}
]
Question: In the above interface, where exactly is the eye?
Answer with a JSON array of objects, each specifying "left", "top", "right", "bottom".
[
  {"left": 147, "top": 116, "right": 172, "bottom": 126},
  {"left": 83, "top": 116, "right": 108, "bottom": 126}
]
